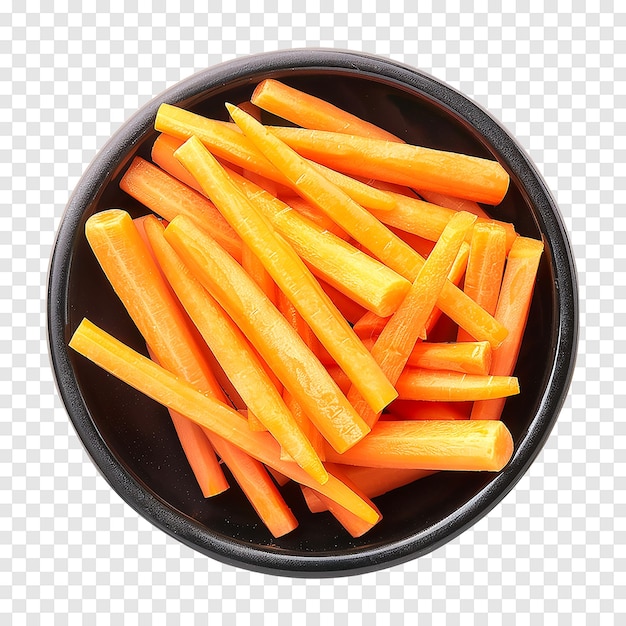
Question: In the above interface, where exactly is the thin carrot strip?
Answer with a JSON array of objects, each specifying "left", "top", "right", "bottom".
[
  {"left": 251, "top": 78, "right": 401, "bottom": 142},
  {"left": 347, "top": 211, "right": 477, "bottom": 426},
  {"left": 119, "top": 156, "right": 243, "bottom": 263},
  {"left": 154, "top": 104, "right": 395, "bottom": 212},
  {"left": 396, "top": 369, "right": 520, "bottom": 402},
  {"left": 303, "top": 465, "right": 436, "bottom": 513},
  {"left": 324, "top": 419, "right": 514, "bottom": 472},
  {"left": 306, "top": 465, "right": 382, "bottom": 537},
  {"left": 267, "top": 125, "right": 510, "bottom": 205},
  {"left": 143, "top": 215, "right": 326, "bottom": 483},
  {"left": 270, "top": 195, "right": 349, "bottom": 240},
  {"left": 151, "top": 133, "right": 205, "bottom": 193},
  {"left": 417, "top": 189, "right": 492, "bottom": 219},
  {"left": 457, "top": 222, "right": 508, "bottom": 342},
  {"left": 69, "top": 319, "right": 380, "bottom": 525},
  {"left": 226, "top": 103, "right": 507, "bottom": 348},
  {"left": 385, "top": 400, "right": 472, "bottom": 421},
  {"left": 173, "top": 135, "right": 397, "bottom": 415},
  {"left": 210, "top": 435, "right": 299, "bottom": 537},
  {"left": 163, "top": 214, "right": 372, "bottom": 453},
  {"left": 146, "top": 347, "right": 229, "bottom": 498},
  {"left": 228, "top": 170, "right": 412, "bottom": 317},
  {"left": 471, "top": 236, "right": 544, "bottom": 421}
]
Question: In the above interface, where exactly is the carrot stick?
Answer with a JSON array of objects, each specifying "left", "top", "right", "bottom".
[
  {"left": 154, "top": 104, "right": 395, "bottom": 212},
  {"left": 359, "top": 339, "right": 492, "bottom": 376},
  {"left": 143, "top": 215, "right": 326, "bottom": 483},
  {"left": 163, "top": 214, "right": 372, "bottom": 453},
  {"left": 228, "top": 170, "right": 412, "bottom": 317},
  {"left": 457, "top": 222, "right": 508, "bottom": 342},
  {"left": 241, "top": 242, "right": 279, "bottom": 306},
  {"left": 346, "top": 210, "right": 477, "bottom": 426},
  {"left": 267, "top": 125, "right": 510, "bottom": 205},
  {"left": 417, "top": 190, "right": 492, "bottom": 219},
  {"left": 306, "top": 465, "right": 382, "bottom": 537},
  {"left": 226, "top": 103, "right": 508, "bottom": 348},
  {"left": 270, "top": 195, "right": 350, "bottom": 240},
  {"left": 368, "top": 188, "right": 517, "bottom": 250},
  {"left": 173, "top": 135, "right": 397, "bottom": 415},
  {"left": 323, "top": 419, "right": 514, "bottom": 472},
  {"left": 251, "top": 78, "right": 402, "bottom": 142},
  {"left": 303, "top": 465, "right": 436, "bottom": 513},
  {"left": 119, "top": 156, "right": 243, "bottom": 263},
  {"left": 471, "top": 236, "right": 544, "bottom": 421},
  {"left": 209, "top": 435, "right": 299, "bottom": 537},
  {"left": 396, "top": 368, "right": 520, "bottom": 402},
  {"left": 386, "top": 399, "right": 472, "bottom": 421},
  {"left": 148, "top": 349, "right": 229, "bottom": 498},
  {"left": 69, "top": 319, "right": 380, "bottom": 525},
  {"left": 151, "top": 133, "right": 205, "bottom": 193}
]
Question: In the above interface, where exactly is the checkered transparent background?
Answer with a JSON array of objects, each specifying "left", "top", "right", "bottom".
[{"left": 2, "top": 2, "right": 624, "bottom": 623}]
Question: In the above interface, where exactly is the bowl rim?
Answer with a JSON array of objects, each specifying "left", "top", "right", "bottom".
[{"left": 47, "top": 48, "right": 578, "bottom": 577}]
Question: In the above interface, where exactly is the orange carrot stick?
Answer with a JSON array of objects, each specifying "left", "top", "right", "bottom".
[
  {"left": 151, "top": 133, "right": 205, "bottom": 193},
  {"left": 209, "top": 434, "right": 299, "bottom": 537},
  {"left": 279, "top": 195, "right": 350, "bottom": 240},
  {"left": 163, "top": 214, "right": 372, "bottom": 453},
  {"left": 251, "top": 78, "right": 401, "bottom": 142},
  {"left": 347, "top": 210, "right": 477, "bottom": 426},
  {"left": 267, "top": 125, "right": 510, "bottom": 205},
  {"left": 226, "top": 103, "right": 507, "bottom": 348},
  {"left": 318, "top": 279, "right": 367, "bottom": 326},
  {"left": 396, "top": 368, "right": 520, "bottom": 402},
  {"left": 143, "top": 215, "right": 326, "bottom": 484},
  {"left": 323, "top": 419, "right": 514, "bottom": 472},
  {"left": 417, "top": 190, "right": 492, "bottom": 219},
  {"left": 69, "top": 319, "right": 380, "bottom": 525},
  {"left": 119, "top": 156, "right": 243, "bottom": 263},
  {"left": 471, "top": 236, "right": 544, "bottom": 421},
  {"left": 303, "top": 465, "right": 436, "bottom": 513},
  {"left": 457, "top": 222, "right": 508, "bottom": 342},
  {"left": 154, "top": 104, "right": 395, "bottom": 212},
  {"left": 241, "top": 242, "right": 279, "bottom": 306},
  {"left": 228, "top": 170, "right": 412, "bottom": 317},
  {"left": 386, "top": 399, "right": 472, "bottom": 421},
  {"left": 359, "top": 339, "right": 492, "bottom": 376},
  {"left": 173, "top": 135, "right": 397, "bottom": 415}
]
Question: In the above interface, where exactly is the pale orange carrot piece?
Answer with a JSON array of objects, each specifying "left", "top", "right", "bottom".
[
  {"left": 471, "top": 236, "right": 544, "bottom": 421},
  {"left": 396, "top": 369, "right": 520, "bottom": 402},
  {"left": 251, "top": 78, "right": 401, "bottom": 142},
  {"left": 347, "top": 211, "right": 477, "bottom": 426},
  {"left": 173, "top": 135, "right": 397, "bottom": 415},
  {"left": 164, "top": 214, "right": 372, "bottom": 453},
  {"left": 228, "top": 170, "right": 412, "bottom": 317},
  {"left": 226, "top": 103, "right": 507, "bottom": 348},
  {"left": 267, "top": 125, "right": 510, "bottom": 205},
  {"left": 119, "top": 156, "right": 243, "bottom": 263},
  {"left": 324, "top": 419, "right": 514, "bottom": 472},
  {"left": 385, "top": 400, "right": 472, "bottom": 421},
  {"left": 457, "top": 222, "right": 508, "bottom": 342},
  {"left": 143, "top": 215, "right": 326, "bottom": 484},
  {"left": 69, "top": 319, "right": 380, "bottom": 525}
]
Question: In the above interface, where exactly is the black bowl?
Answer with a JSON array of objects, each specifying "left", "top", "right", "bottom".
[{"left": 47, "top": 49, "right": 578, "bottom": 577}]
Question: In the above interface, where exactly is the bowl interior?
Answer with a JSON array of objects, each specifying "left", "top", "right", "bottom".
[{"left": 50, "top": 52, "right": 575, "bottom": 576}]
